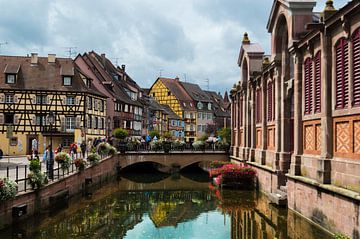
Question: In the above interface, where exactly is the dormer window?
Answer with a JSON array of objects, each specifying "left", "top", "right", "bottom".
[
  {"left": 207, "top": 103, "right": 212, "bottom": 110},
  {"left": 63, "top": 76, "right": 72, "bottom": 86},
  {"left": 6, "top": 74, "right": 16, "bottom": 84}
]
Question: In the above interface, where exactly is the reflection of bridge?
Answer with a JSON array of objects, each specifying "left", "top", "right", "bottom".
[{"left": 117, "top": 151, "right": 228, "bottom": 170}]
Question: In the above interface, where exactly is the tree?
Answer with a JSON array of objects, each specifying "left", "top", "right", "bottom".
[
  {"left": 149, "top": 130, "right": 160, "bottom": 139},
  {"left": 218, "top": 127, "right": 231, "bottom": 143},
  {"left": 113, "top": 128, "right": 128, "bottom": 140}
]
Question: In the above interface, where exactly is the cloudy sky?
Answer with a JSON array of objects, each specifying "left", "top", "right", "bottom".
[{"left": 0, "top": 0, "right": 349, "bottom": 94}]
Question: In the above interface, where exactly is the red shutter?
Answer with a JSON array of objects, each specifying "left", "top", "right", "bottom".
[
  {"left": 353, "top": 29, "right": 360, "bottom": 106},
  {"left": 256, "top": 89, "right": 262, "bottom": 123},
  {"left": 304, "top": 58, "right": 313, "bottom": 114},
  {"left": 240, "top": 97, "right": 243, "bottom": 126},
  {"left": 314, "top": 52, "right": 321, "bottom": 113},
  {"left": 267, "top": 82, "right": 273, "bottom": 122},
  {"left": 335, "top": 38, "right": 349, "bottom": 109}
]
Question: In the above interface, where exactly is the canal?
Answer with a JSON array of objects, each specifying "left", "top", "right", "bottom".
[{"left": 0, "top": 165, "right": 333, "bottom": 239}]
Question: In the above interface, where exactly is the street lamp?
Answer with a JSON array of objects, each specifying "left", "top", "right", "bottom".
[{"left": 47, "top": 111, "right": 55, "bottom": 180}]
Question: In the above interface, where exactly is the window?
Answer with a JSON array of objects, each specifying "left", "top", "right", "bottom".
[
  {"left": 335, "top": 38, "right": 349, "bottom": 109},
  {"left": 88, "top": 97, "right": 92, "bottom": 109},
  {"left": 197, "top": 125, "right": 201, "bottom": 132},
  {"left": 267, "top": 82, "right": 273, "bottom": 122},
  {"left": 65, "top": 117, "right": 75, "bottom": 130},
  {"left": 198, "top": 112, "right": 202, "bottom": 119},
  {"left": 95, "top": 117, "right": 98, "bottom": 129},
  {"left": 353, "top": 28, "right": 360, "bottom": 106},
  {"left": 36, "top": 95, "right": 47, "bottom": 104},
  {"left": 36, "top": 115, "right": 46, "bottom": 125},
  {"left": 197, "top": 102, "right": 203, "bottom": 109},
  {"left": 6, "top": 74, "right": 16, "bottom": 84},
  {"left": 167, "top": 91, "right": 171, "bottom": 96},
  {"left": 304, "top": 57, "right": 313, "bottom": 114},
  {"left": 153, "top": 93, "right": 155, "bottom": 97},
  {"left": 4, "top": 113, "right": 14, "bottom": 124},
  {"left": 256, "top": 89, "right": 262, "bottom": 123},
  {"left": 63, "top": 76, "right": 72, "bottom": 86},
  {"left": 101, "top": 118, "right": 105, "bottom": 129},
  {"left": 314, "top": 52, "right": 321, "bottom": 113},
  {"left": 207, "top": 103, "right": 212, "bottom": 110},
  {"left": 5, "top": 94, "right": 14, "bottom": 103},
  {"left": 100, "top": 101, "right": 104, "bottom": 112},
  {"left": 66, "top": 96, "right": 75, "bottom": 105},
  {"left": 124, "top": 104, "right": 128, "bottom": 112},
  {"left": 88, "top": 116, "right": 92, "bottom": 128},
  {"left": 207, "top": 113, "right": 211, "bottom": 120}
]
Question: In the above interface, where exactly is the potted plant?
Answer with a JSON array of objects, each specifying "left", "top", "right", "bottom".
[
  {"left": 97, "top": 142, "right": 112, "bottom": 157},
  {"left": 150, "top": 141, "right": 162, "bottom": 152},
  {"left": 55, "top": 152, "right": 72, "bottom": 171},
  {"left": 172, "top": 140, "right": 185, "bottom": 151},
  {"left": 87, "top": 153, "right": 101, "bottom": 166},
  {"left": 0, "top": 178, "right": 17, "bottom": 201},
  {"left": 113, "top": 128, "right": 129, "bottom": 154},
  {"left": 28, "top": 158, "right": 48, "bottom": 190},
  {"left": 74, "top": 158, "right": 86, "bottom": 171},
  {"left": 192, "top": 140, "right": 205, "bottom": 151}
]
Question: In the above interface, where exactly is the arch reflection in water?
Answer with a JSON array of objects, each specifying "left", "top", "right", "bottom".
[{"left": 0, "top": 173, "right": 333, "bottom": 239}]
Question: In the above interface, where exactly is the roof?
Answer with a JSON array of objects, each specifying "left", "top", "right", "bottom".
[
  {"left": 156, "top": 77, "right": 195, "bottom": 110},
  {"left": 161, "top": 104, "right": 181, "bottom": 120},
  {"left": 180, "top": 82, "right": 212, "bottom": 103},
  {"left": 205, "top": 90, "right": 230, "bottom": 117},
  {"left": 0, "top": 55, "right": 105, "bottom": 97}
]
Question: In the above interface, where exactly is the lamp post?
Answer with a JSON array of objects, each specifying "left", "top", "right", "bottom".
[{"left": 47, "top": 111, "right": 55, "bottom": 180}]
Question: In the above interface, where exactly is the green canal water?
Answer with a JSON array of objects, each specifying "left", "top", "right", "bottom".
[{"left": 0, "top": 168, "right": 333, "bottom": 239}]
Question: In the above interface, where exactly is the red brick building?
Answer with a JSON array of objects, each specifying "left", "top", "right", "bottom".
[{"left": 230, "top": 1, "right": 360, "bottom": 237}]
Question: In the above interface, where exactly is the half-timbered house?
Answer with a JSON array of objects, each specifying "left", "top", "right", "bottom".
[{"left": 0, "top": 53, "right": 106, "bottom": 155}]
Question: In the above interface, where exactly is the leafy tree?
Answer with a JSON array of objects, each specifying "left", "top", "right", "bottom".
[
  {"left": 149, "top": 130, "right": 160, "bottom": 139},
  {"left": 218, "top": 127, "right": 231, "bottom": 143},
  {"left": 113, "top": 128, "right": 129, "bottom": 140}
]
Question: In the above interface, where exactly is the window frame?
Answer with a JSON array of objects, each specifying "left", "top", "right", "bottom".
[
  {"left": 5, "top": 74, "right": 16, "bottom": 84},
  {"left": 63, "top": 76, "right": 72, "bottom": 86}
]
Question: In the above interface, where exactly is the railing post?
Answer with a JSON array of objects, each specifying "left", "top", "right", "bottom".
[
  {"left": 16, "top": 166, "right": 18, "bottom": 184},
  {"left": 24, "top": 165, "right": 27, "bottom": 192},
  {"left": 6, "top": 167, "right": 9, "bottom": 178}
]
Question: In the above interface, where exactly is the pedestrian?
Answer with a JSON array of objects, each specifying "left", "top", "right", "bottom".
[
  {"left": 72, "top": 142, "right": 78, "bottom": 159},
  {"left": 0, "top": 148, "right": 3, "bottom": 160},
  {"left": 57, "top": 144, "right": 63, "bottom": 153},
  {"left": 80, "top": 141, "right": 86, "bottom": 158}
]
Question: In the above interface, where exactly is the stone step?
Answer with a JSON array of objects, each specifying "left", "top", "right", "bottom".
[
  {"left": 268, "top": 191, "right": 287, "bottom": 206},
  {"left": 280, "top": 185, "right": 287, "bottom": 193}
]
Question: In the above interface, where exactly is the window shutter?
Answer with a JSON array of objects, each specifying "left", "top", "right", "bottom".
[
  {"left": 0, "top": 114, "right": 4, "bottom": 124},
  {"left": 14, "top": 114, "right": 19, "bottom": 125},
  {"left": 314, "top": 52, "right": 321, "bottom": 113},
  {"left": 353, "top": 29, "right": 360, "bottom": 106},
  {"left": 76, "top": 116, "right": 81, "bottom": 128},
  {"left": 62, "top": 97, "right": 66, "bottom": 106},
  {"left": 75, "top": 97, "right": 79, "bottom": 106},
  {"left": 267, "top": 82, "right": 273, "bottom": 122},
  {"left": 46, "top": 96, "right": 50, "bottom": 105},
  {"left": 32, "top": 96, "right": 36, "bottom": 104},
  {"left": 335, "top": 38, "right": 349, "bottom": 109},
  {"left": 14, "top": 95, "right": 19, "bottom": 104},
  {"left": 32, "top": 115, "right": 36, "bottom": 125},
  {"left": 0, "top": 94, "right": 4, "bottom": 103},
  {"left": 60, "top": 116, "right": 65, "bottom": 132},
  {"left": 304, "top": 58, "right": 313, "bottom": 114}
]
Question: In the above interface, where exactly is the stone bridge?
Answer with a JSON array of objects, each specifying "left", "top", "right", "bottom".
[{"left": 116, "top": 151, "right": 228, "bottom": 171}]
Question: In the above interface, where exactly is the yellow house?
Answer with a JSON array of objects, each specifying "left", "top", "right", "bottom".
[
  {"left": 149, "top": 77, "right": 196, "bottom": 142},
  {"left": 0, "top": 54, "right": 107, "bottom": 155}
]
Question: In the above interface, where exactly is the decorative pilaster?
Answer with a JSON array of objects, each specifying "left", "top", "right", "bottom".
[{"left": 290, "top": 50, "right": 303, "bottom": 175}]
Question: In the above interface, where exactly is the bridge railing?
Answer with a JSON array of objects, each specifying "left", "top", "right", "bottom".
[{"left": 121, "top": 142, "right": 229, "bottom": 152}]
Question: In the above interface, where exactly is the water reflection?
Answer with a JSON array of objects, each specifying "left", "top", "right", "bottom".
[{"left": 0, "top": 173, "right": 333, "bottom": 239}]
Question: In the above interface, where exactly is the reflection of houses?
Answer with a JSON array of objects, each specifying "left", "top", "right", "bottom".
[
  {"left": 230, "top": 0, "right": 360, "bottom": 236},
  {"left": 205, "top": 91, "right": 231, "bottom": 130},
  {"left": 149, "top": 77, "right": 197, "bottom": 142},
  {"left": 0, "top": 54, "right": 106, "bottom": 155}
]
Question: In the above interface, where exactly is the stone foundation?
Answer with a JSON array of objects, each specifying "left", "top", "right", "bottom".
[{"left": 287, "top": 175, "right": 360, "bottom": 238}]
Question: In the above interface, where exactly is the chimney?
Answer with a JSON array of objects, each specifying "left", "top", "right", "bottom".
[
  {"left": 101, "top": 53, "right": 106, "bottom": 66},
  {"left": 121, "top": 64, "right": 126, "bottom": 71},
  {"left": 31, "top": 53, "right": 38, "bottom": 65},
  {"left": 48, "top": 54, "right": 56, "bottom": 63}
]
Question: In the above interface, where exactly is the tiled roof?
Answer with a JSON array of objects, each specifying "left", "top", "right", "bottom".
[
  {"left": 158, "top": 77, "right": 195, "bottom": 110},
  {"left": 180, "top": 82, "right": 212, "bottom": 103},
  {"left": 0, "top": 55, "right": 105, "bottom": 97}
]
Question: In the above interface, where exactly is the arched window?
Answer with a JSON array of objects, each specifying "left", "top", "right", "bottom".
[
  {"left": 335, "top": 38, "right": 349, "bottom": 109},
  {"left": 314, "top": 52, "right": 321, "bottom": 113},
  {"left": 267, "top": 81, "right": 273, "bottom": 122},
  {"left": 352, "top": 28, "right": 360, "bottom": 106},
  {"left": 304, "top": 57, "right": 313, "bottom": 114}
]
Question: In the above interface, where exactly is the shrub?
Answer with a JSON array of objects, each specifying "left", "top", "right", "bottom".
[
  {"left": 55, "top": 152, "right": 72, "bottom": 170},
  {"left": 149, "top": 130, "right": 160, "bottom": 139},
  {"left": 334, "top": 233, "right": 351, "bottom": 239},
  {"left": 97, "top": 142, "right": 110, "bottom": 155},
  {"left": 192, "top": 141, "right": 205, "bottom": 150},
  {"left": 150, "top": 141, "right": 162, "bottom": 151},
  {"left": 210, "top": 164, "right": 257, "bottom": 179},
  {"left": 113, "top": 128, "right": 129, "bottom": 140},
  {"left": 172, "top": 140, "right": 185, "bottom": 150},
  {"left": 74, "top": 158, "right": 86, "bottom": 171},
  {"left": 29, "top": 159, "right": 41, "bottom": 172},
  {"left": 0, "top": 178, "right": 17, "bottom": 201},
  {"left": 87, "top": 153, "right": 101, "bottom": 165},
  {"left": 210, "top": 161, "right": 234, "bottom": 169},
  {"left": 108, "top": 146, "right": 117, "bottom": 155},
  {"left": 162, "top": 132, "right": 172, "bottom": 140}
]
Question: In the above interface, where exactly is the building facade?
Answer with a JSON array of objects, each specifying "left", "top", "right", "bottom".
[
  {"left": 230, "top": 1, "right": 360, "bottom": 237},
  {"left": 0, "top": 54, "right": 106, "bottom": 155}
]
